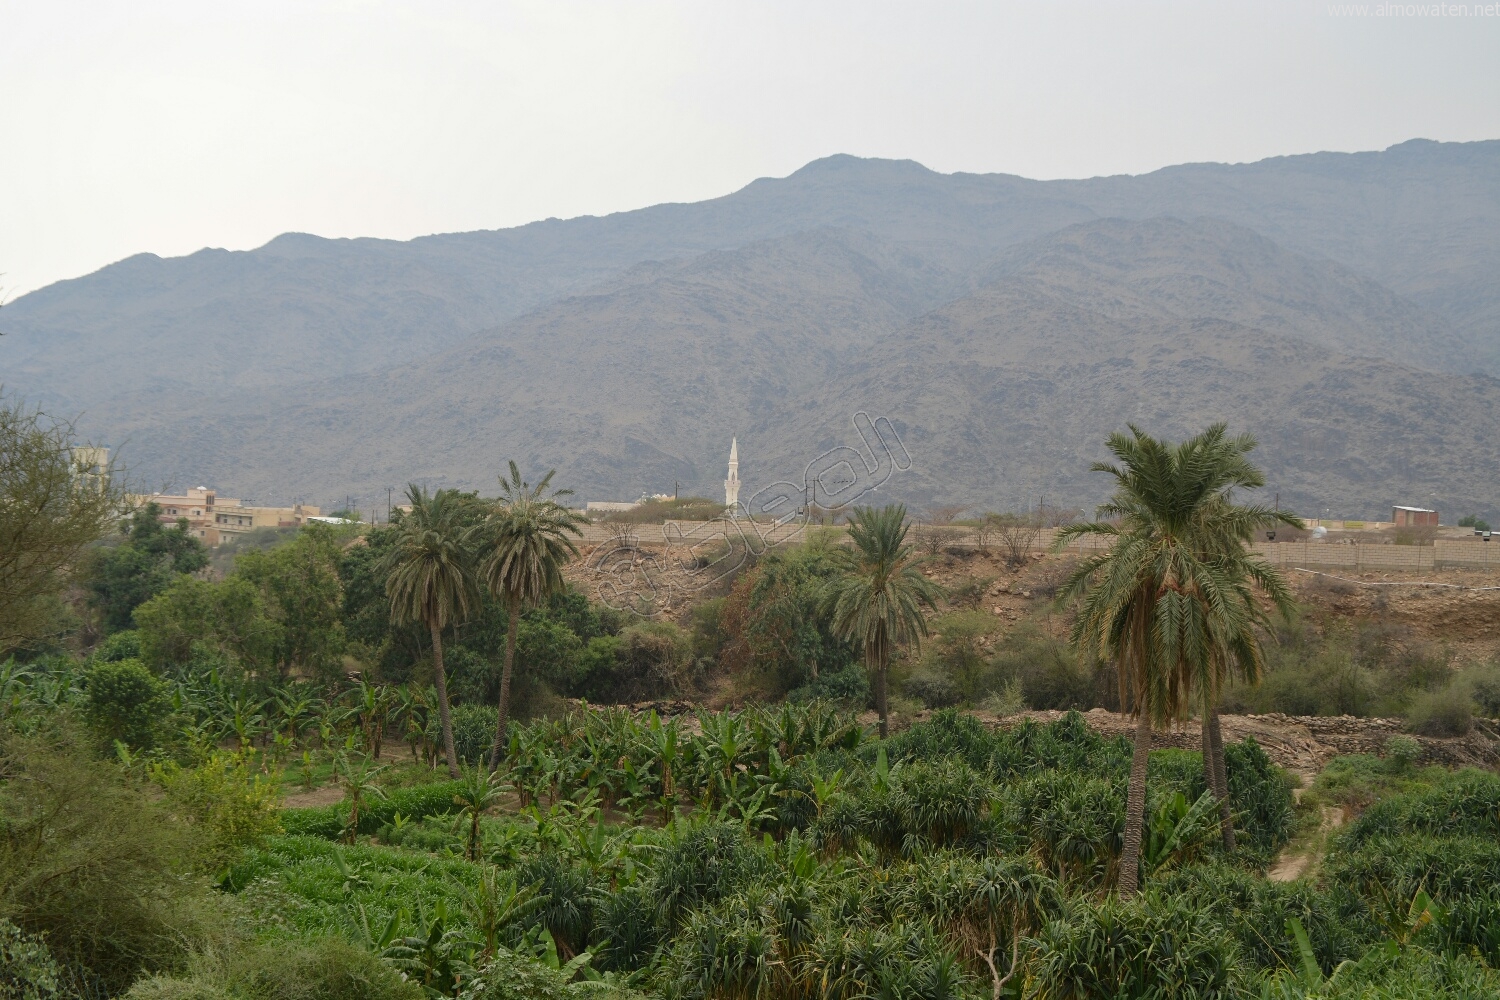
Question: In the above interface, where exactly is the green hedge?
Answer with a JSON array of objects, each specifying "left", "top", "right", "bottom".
[{"left": 281, "top": 780, "right": 465, "bottom": 838}]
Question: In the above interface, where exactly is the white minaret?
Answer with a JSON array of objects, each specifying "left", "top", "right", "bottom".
[{"left": 724, "top": 437, "right": 740, "bottom": 513}]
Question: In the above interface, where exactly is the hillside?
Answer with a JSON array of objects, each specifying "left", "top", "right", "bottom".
[
  {"left": 64, "top": 218, "right": 1500, "bottom": 519},
  {"left": 2, "top": 139, "right": 1498, "bottom": 513}
]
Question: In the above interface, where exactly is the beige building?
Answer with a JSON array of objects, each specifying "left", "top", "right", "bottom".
[{"left": 133, "top": 486, "right": 321, "bottom": 545}]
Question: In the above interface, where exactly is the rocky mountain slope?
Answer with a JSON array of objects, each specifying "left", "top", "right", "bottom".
[{"left": 1, "top": 140, "right": 1497, "bottom": 516}]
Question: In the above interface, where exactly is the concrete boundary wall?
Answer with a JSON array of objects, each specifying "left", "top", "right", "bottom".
[{"left": 575, "top": 519, "right": 1500, "bottom": 574}]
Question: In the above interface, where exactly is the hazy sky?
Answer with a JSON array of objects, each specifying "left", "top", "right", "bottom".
[{"left": 3, "top": 0, "right": 1498, "bottom": 297}]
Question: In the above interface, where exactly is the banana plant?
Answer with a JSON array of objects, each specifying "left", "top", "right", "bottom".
[
  {"left": 1144, "top": 789, "right": 1221, "bottom": 873},
  {"left": 335, "top": 752, "right": 389, "bottom": 844},
  {"left": 463, "top": 866, "right": 541, "bottom": 962},
  {"left": 381, "top": 898, "right": 479, "bottom": 998},
  {"left": 451, "top": 764, "right": 512, "bottom": 861}
]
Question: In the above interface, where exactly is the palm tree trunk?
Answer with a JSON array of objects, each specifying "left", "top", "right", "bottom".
[
  {"left": 1209, "top": 709, "right": 1236, "bottom": 851},
  {"left": 430, "top": 622, "right": 460, "bottom": 778},
  {"left": 1119, "top": 711, "right": 1152, "bottom": 895},
  {"left": 488, "top": 595, "right": 521, "bottom": 772},
  {"left": 873, "top": 652, "right": 889, "bottom": 740}
]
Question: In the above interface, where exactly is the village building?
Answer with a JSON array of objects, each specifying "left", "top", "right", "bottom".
[{"left": 133, "top": 486, "right": 321, "bottom": 545}]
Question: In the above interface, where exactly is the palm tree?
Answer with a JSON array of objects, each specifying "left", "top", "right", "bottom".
[
  {"left": 1056, "top": 424, "right": 1295, "bottom": 892},
  {"left": 380, "top": 485, "right": 480, "bottom": 778},
  {"left": 478, "top": 461, "right": 585, "bottom": 771},
  {"left": 822, "top": 504, "right": 942, "bottom": 738},
  {"left": 1180, "top": 474, "right": 1298, "bottom": 850}
]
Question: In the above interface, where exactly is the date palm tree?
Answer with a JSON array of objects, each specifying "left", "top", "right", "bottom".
[
  {"left": 380, "top": 485, "right": 480, "bottom": 778},
  {"left": 1056, "top": 424, "right": 1295, "bottom": 892},
  {"left": 479, "top": 462, "right": 585, "bottom": 771},
  {"left": 822, "top": 504, "right": 942, "bottom": 738},
  {"left": 1180, "top": 462, "right": 1298, "bottom": 850}
]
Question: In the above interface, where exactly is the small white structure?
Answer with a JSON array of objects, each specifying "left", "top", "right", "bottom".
[
  {"left": 724, "top": 438, "right": 740, "bottom": 513},
  {"left": 587, "top": 500, "right": 641, "bottom": 512}
]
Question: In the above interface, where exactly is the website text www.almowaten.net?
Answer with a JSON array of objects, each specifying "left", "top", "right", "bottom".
[{"left": 1327, "top": 2, "right": 1500, "bottom": 14}]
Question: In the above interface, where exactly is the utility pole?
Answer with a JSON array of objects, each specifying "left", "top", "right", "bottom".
[{"left": 387, "top": 486, "right": 393, "bottom": 523}]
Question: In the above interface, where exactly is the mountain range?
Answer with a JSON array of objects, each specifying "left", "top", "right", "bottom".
[{"left": 2, "top": 138, "right": 1498, "bottom": 519}]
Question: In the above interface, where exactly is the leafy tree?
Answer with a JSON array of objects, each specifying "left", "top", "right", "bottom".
[
  {"left": 822, "top": 504, "right": 942, "bottom": 738},
  {"left": 133, "top": 575, "right": 281, "bottom": 678},
  {"left": 1056, "top": 424, "right": 1293, "bottom": 892},
  {"left": 379, "top": 485, "right": 480, "bottom": 777},
  {"left": 88, "top": 503, "right": 208, "bottom": 635},
  {"left": 0, "top": 396, "right": 127, "bottom": 652},
  {"left": 83, "top": 657, "right": 169, "bottom": 749},
  {"left": 235, "top": 523, "right": 347, "bottom": 682},
  {"left": 719, "top": 539, "right": 857, "bottom": 697},
  {"left": 478, "top": 462, "right": 584, "bottom": 771}
]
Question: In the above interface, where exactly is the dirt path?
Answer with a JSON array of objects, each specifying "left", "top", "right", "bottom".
[{"left": 1267, "top": 803, "right": 1344, "bottom": 882}]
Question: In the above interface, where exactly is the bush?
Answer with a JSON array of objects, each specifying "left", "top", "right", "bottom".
[
  {"left": 1224, "top": 738, "right": 1296, "bottom": 857},
  {"left": 464, "top": 947, "right": 645, "bottom": 1000},
  {"left": 1030, "top": 892, "right": 1241, "bottom": 999},
  {"left": 0, "top": 917, "right": 65, "bottom": 1000},
  {"left": 83, "top": 657, "right": 169, "bottom": 748},
  {"left": 789, "top": 663, "right": 870, "bottom": 706},
  {"left": 988, "top": 623, "right": 1099, "bottom": 711},
  {"left": 153, "top": 751, "right": 284, "bottom": 872},
  {"left": 126, "top": 937, "right": 422, "bottom": 1000},
  {"left": 450, "top": 703, "right": 497, "bottom": 765},
  {"left": 1405, "top": 685, "right": 1473, "bottom": 737},
  {"left": 92, "top": 629, "right": 142, "bottom": 663},
  {"left": 1462, "top": 660, "right": 1500, "bottom": 719},
  {"left": 902, "top": 670, "right": 960, "bottom": 709},
  {"left": 0, "top": 734, "right": 221, "bottom": 991},
  {"left": 1383, "top": 734, "right": 1422, "bottom": 771},
  {"left": 1342, "top": 768, "right": 1500, "bottom": 846}
]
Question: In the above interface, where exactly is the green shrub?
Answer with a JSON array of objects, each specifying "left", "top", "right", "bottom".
[
  {"left": 647, "top": 822, "right": 769, "bottom": 931},
  {"left": 0, "top": 917, "right": 65, "bottom": 1000},
  {"left": 789, "top": 663, "right": 870, "bottom": 706},
  {"left": 83, "top": 657, "right": 169, "bottom": 748},
  {"left": 1383, "top": 734, "right": 1422, "bottom": 771},
  {"left": 125, "top": 937, "right": 421, "bottom": 1000},
  {"left": 1325, "top": 834, "right": 1500, "bottom": 908},
  {"left": 1342, "top": 769, "right": 1500, "bottom": 846},
  {"left": 92, "top": 629, "right": 142, "bottom": 663},
  {"left": 1464, "top": 661, "right": 1500, "bottom": 719},
  {"left": 0, "top": 735, "right": 221, "bottom": 991},
  {"left": 464, "top": 947, "right": 646, "bottom": 1000},
  {"left": 902, "top": 670, "right": 960, "bottom": 709},
  {"left": 1404, "top": 685, "right": 1473, "bottom": 737},
  {"left": 1306, "top": 942, "right": 1500, "bottom": 998},
  {"left": 988, "top": 623, "right": 1099, "bottom": 711},
  {"left": 1151, "top": 863, "right": 1366, "bottom": 974},
  {"left": 450, "top": 703, "right": 497, "bottom": 765},
  {"left": 1030, "top": 892, "right": 1241, "bottom": 999},
  {"left": 154, "top": 751, "right": 283, "bottom": 872},
  {"left": 1224, "top": 737, "right": 1296, "bottom": 857}
]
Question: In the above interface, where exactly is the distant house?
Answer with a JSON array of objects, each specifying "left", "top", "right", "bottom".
[
  {"left": 1392, "top": 505, "right": 1438, "bottom": 528},
  {"left": 131, "top": 486, "right": 321, "bottom": 544}
]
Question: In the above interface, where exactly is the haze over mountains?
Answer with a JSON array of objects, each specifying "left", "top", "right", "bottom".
[{"left": 3, "top": 139, "right": 1498, "bottom": 518}]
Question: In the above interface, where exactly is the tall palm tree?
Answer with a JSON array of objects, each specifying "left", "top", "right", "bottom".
[
  {"left": 380, "top": 485, "right": 480, "bottom": 778},
  {"left": 822, "top": 504, "right": 942, "bottom": 738},
  {"left": 1184, "top": 486, "right": 1298, "bottom": 850},
  {"left": 479, "top": 461, "right": 585, "bottom": 771},
  {"left": 1056, "top": 424, "right": 1295, "bottom": 892}
]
